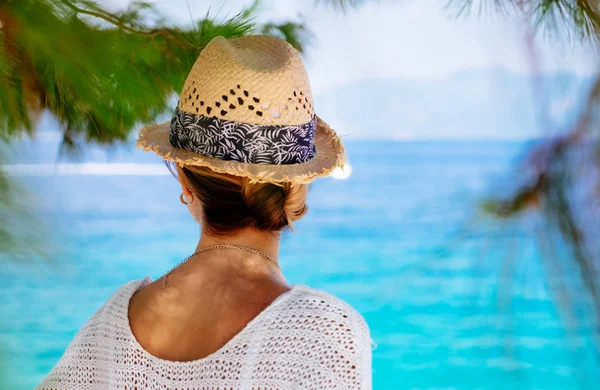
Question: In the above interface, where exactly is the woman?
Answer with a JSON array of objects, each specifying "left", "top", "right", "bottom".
[{"left": 37, "top": 35, "right": 372, "bottom": 389}]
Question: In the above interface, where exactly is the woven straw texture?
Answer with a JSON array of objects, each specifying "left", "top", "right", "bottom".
[
  {"left": 135, "top": 35, "right": 346, "bottom": 185},
  {"left": 179, "top": 36, "right": 314, "bottom": 125},
  {"left": 36, "top": 277, "right": 373, "bottom": 390}
]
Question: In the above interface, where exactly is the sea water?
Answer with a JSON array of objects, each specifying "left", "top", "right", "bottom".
[{"left": 1, "top": 140, "right": 599, "bottom": 389}]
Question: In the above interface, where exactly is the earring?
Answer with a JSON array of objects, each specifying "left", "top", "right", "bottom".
[{"left": 179, "top": 192, "right": 193, "bottom": 205}]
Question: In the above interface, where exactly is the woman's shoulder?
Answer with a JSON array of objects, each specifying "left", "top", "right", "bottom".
[
  {"left": 272, "top": 284, "right": 372, "bottom": 342},
  {"left": 91, "top": 277, "right": 151, "bottom": 316},
  {"left": 258, "top": 284, "right": 373, "bottom": 388},
  {"left": 65, "top": 277, "right": 152, "bottom": 339},
  {"left": 35, "top": 277, "right": 152, "bottom": 389},
  {"left": 289, "top": 285, "right": 369, "bottom": 321}
]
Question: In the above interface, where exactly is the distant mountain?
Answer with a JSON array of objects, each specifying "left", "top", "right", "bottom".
[{"left": 313, "top": 68, "right": 592, "bottom": 140}]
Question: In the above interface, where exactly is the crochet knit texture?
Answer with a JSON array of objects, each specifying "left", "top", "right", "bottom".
[{"left": 36, "top": 277, "right": 372, "bottom": 389}]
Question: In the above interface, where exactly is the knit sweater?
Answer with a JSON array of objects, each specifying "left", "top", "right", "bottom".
[{"left": 36, "top": 277, "right": 373, "bottom": 389}]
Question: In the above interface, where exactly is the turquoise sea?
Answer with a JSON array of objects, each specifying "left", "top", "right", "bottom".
[{"left": 1, "top": 140, "right": 599, "bottom": 389}]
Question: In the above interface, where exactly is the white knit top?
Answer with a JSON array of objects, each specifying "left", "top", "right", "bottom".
[{"left": 36, "top": 277, "right": 373, "bottom": 389}]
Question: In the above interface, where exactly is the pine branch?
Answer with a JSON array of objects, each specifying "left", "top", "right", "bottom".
[
  {"left": 59, "top": 0, "right": 188, "bottom": 48},
  {"left": 446, "top": 0, "right": 600, "bottom": 45},
  {"left": 259, "top": 22, "right": 312, "bottom": 53},
  {"left": 0, "top": 0, "right": 258, "bottom": 147}
]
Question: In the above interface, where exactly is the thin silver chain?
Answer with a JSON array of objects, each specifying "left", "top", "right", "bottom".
[{"left": 162, "top": 244, "right": 279, "bottom": 288}]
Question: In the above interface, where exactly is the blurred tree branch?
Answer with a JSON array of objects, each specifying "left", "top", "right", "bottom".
[
  {"left": 452, "top": 0, "right": 600, "bottom": 339},
  {"left": 447, "top": 0, "right": 600, "bottom": 43},
  {"left": 60, "top": 1, "right": 180, "bottom": 41}
]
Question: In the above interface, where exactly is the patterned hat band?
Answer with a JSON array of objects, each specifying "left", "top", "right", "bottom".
[{"left": 168, "top": 105, "right": 317, "bottom": 165}]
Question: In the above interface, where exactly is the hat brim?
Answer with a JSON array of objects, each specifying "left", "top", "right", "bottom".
[{"left": 136, "top": 116, "right": 346, "bottom": 185}]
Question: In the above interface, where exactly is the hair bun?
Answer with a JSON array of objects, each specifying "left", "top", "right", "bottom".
[
  {"left": 174, "top": 163, "right": 309, "bottom": 234},
  {"left": 241, "top": 181, "right": 308, "bottom": 231}
]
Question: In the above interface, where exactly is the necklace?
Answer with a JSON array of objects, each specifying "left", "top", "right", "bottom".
[{"left": 162, "top": 244, "right": 279, "bottom": 288}]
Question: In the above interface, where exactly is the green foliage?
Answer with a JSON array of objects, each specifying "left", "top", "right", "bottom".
[{"left": 0, "top": 0, "right": 256, "bottom": 151}]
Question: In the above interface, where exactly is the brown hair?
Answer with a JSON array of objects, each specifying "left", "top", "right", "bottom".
[{"left": 166, "top": 161, "right": 309, "bottom": 235}]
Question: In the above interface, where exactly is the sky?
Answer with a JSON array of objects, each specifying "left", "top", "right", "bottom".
[
  {"left": 29, "top": 0, "right": 596, "bottom": 142},
  {"left": 105, "top": 0, "right": 597, "bottom": 95}
]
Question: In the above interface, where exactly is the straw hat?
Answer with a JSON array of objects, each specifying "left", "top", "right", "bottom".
[{"left": 136, "top": 35, "right": 346, "bottom": 185}]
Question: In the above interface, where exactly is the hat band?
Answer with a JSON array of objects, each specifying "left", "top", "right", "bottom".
[{"left": 169, "top": 106, "right": 317, "bottom": 165}]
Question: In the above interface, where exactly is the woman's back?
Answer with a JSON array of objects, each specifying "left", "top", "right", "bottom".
[
  {"left": 36, "top": 35, "right": 372, "bottom": 389},
  {"left": 36, "top": 277, "right": 372, "bottom": 390}
]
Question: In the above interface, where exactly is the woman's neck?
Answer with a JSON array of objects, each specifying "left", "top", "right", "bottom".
[
  {"left": 195, "top": 227, "right": 281, "bottom": 264},
  {"left": 163, "top": 227, "right": 286, "bottom": 289}
]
